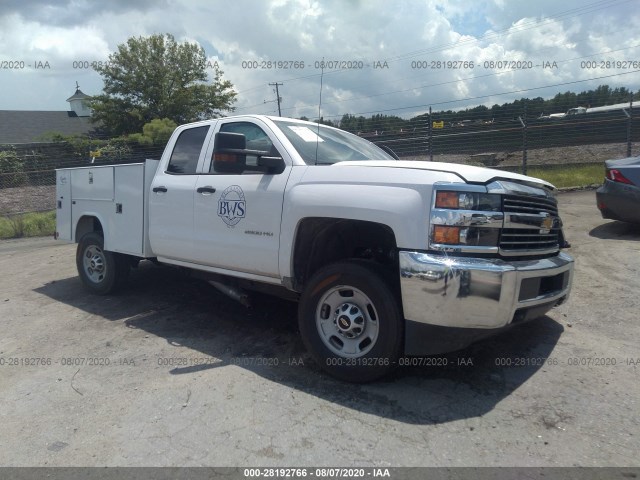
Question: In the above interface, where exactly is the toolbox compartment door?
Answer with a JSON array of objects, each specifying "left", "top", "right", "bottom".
[
  {"left": 111, "top": 164, "right": 145, "bottom": 255},
  {"left": 55, "top": 170, "right": 72, "bottom": 241}
]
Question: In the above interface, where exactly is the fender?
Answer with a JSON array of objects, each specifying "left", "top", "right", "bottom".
[{"left": 278, "top": 165, "right": 463, "bottom": 279}]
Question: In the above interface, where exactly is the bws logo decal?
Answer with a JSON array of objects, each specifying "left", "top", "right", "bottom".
[{"left": 218, "top": 185, "right": 246, "bottom": 227}]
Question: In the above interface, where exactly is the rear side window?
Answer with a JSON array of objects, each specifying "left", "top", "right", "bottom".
[{"left": 166, "top": 126, "right": 209, "bottom": 174}]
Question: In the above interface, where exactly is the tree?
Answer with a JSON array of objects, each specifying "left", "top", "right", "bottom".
[
  {"left": 91, "top": 33, "right": 236, "bottom": 135},
  {"left": 128, "top": 118, "right": 177, "bottom": 146}
]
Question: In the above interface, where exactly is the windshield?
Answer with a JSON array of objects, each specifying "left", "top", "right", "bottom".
[{"left": 273, "top": 119, "right": 395, "bottom": 165}]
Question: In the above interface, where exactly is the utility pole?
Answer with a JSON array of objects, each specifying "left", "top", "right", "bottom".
[
  {"left": 269, "top": 82, "right": 283, "bottom": 116},
  {"left": 519, "top": 103, "right": 528, "bottom": 175},
  {"left": 627, "top": 92, "right": 633, "bottom": 158},
  {"left": 428, "top": 106, "right": 433, "bottom": 162}
]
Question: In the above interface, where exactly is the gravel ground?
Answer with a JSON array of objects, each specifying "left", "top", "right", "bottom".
[{"left": 0, "top": 190, "right": 638, "bottom": 468}]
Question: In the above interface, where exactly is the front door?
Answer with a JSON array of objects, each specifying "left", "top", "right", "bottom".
[{"left": 192, "top": 119, "right": 292, "bottom": 278}]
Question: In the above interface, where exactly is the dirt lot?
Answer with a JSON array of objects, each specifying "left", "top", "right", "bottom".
[{"left": 0, "top": 190, "right": 638, "bottom": 467}]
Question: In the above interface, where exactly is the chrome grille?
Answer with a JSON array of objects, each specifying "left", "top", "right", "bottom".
[
  {"left": 500, "top": 228, "right": 560, "bottom": 251},
  {"left": 500, "top": 194, "right": 560, "bottom": 255},
  {"left": 503, "top": 195, "right": 558, "bottom": 216}
]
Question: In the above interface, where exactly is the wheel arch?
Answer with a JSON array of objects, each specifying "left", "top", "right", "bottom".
[
  {"left": 290, "top": 217, "right": 399, "bottom": 292},
  {"left": 74, "top": 214, "right": 105, "bottom": 243}
]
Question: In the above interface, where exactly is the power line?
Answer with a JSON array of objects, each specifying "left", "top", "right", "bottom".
[
  {"left": 234, "top": 44, "right": 640, "bottom": 116},
  {"left": 319, "top": 69, "right": 640, "bottom": 120},
  {"left": 227, "top": 1, "right": 638, "bottom": 122}
]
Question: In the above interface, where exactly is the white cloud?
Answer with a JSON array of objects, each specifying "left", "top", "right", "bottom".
[{"left": 0, "top": 0, "right": 638, "bottom": 120}]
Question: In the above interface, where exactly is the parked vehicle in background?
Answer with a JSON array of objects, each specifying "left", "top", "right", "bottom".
[
  {"left": 596, "top": 155, "right": 640, "bottom": 224},
  {"left": 55, "top": 115, "right": 574, "bottom": 382},
  {"left": 539, "top": 102, "right": 639, "bottom": 120}
]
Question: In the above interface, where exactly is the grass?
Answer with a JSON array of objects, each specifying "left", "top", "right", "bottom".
[
  {"left": 0, "top": 210, "right": 56, "bottom": 239},
  {"left": 525, "top": 164, "right": 604, "bottom": 189}
]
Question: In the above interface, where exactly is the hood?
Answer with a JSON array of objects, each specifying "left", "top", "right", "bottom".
[{"left": 334, "top": 160, "right": 555, "bottom": 189}]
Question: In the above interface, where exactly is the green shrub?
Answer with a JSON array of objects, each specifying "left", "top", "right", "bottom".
[
  {"left": 0, "top": 149, "right": 28, "bottom": 187},
  {"left": 127, "top": 118, "right": 177, "bottom": 146},
  {"left": 98, "top": 140, "right": 133, "bottom": 161}
]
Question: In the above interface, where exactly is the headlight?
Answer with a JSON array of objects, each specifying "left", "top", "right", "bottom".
[
  {"left": 430, "top": 188, "right": 503, "bottom": 252},
  {"left": 435, "top": 191, "right": 501, "bottom": 211}
]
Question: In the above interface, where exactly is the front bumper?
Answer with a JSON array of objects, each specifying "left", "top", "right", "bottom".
[{"left": 399, "top": 251, "right": 574, "bottom": 355}]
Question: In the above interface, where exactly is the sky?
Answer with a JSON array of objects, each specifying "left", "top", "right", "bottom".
[{"left": 0, "top": 0, "right": 639, "bottom": 121}]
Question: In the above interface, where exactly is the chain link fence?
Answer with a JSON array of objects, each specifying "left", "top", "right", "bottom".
[
  {"left": 361, "top": 100, "right": 638, "bottom": 174},
  {"left": 0, "top": 142, "right": 164, "bottom": 216},
  {"left": 0, "top": 100, "right": 637, "bottom": 217}
]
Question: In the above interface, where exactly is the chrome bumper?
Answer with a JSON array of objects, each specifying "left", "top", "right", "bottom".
[{"left": 399, "top": 251, "right": 574, "bottom": 329}]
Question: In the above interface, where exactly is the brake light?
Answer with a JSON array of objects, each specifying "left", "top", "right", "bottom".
[{"left": 607, "top": 169, "right": 633, "bottom": 185}]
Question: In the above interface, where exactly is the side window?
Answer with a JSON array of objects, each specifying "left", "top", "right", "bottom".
[
  {"left": 212, "top": 122, "right": 280, "bottom": 173},
  {"left": 166, "top": 126, "right": 209, "bottom": 174}
]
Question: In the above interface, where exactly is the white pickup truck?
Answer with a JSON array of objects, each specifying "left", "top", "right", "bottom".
[{"left": 56, "top": 115, "right": 574, "bottom": 381}]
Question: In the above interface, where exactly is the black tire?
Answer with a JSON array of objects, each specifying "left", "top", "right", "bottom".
[
  {"left": 298, "top": 261, "right": 403, "bottom": 382},
  {"left": 76, "top": 232, "right": 129, "bottom": 295}
]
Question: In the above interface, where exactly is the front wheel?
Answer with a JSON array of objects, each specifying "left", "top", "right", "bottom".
[
  {"left": 298, "top": 261, "right": 403, "bottom": 382},
  {"left": 76, "top": 232, "right": 129, "bottom": 295}
]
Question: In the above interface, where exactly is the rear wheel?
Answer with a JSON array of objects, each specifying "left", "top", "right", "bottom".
[
  {"left": 76, "top": 232, "right": 129, "bottom": 295},
  {"left": 298, "top": 261, "right": 403, "bottom": 382}
]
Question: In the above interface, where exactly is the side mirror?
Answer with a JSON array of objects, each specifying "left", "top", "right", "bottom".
[
  {"left": 214, "top": 131, "right": 246, "bottom": 151},
  {"left": 213, "top": 131, "right": 285, "bottom": 175},
  {"left": 213, "top": 132, "right": 247, "bottom": 174},
  {"left": 257, "top": 156, "right": 286, "bottom": 174}
]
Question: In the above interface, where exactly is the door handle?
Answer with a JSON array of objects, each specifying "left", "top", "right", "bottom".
[
  {"left": 152, "top": 186, "right": 168, "bottom": 193},
  {"left": 196, "top": 186, "right": 216, "bottom": 194}
]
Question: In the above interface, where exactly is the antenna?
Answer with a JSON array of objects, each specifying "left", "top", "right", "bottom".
[{"left": 315, "top": 58, "right": 324, "bottom": 165}]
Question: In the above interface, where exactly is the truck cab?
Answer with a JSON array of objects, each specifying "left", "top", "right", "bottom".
[{"left": 148, "top": 117, "right": 292, "bottom": 279}]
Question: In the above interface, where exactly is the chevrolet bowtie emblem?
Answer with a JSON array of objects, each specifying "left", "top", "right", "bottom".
[{"left": 540, "top": 215, "right": 554, "bottom": 234}]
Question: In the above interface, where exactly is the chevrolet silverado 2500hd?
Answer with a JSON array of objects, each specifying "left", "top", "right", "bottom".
[{"left": 55, "top": 115, "right": 574, "bottom": 382}]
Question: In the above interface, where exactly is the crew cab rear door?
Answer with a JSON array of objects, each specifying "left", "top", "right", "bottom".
[
  {"left": 149, "top": 123, "right": 214, "bottom": 262},
  {"left": 192, "top": 118, "right": 292, "bottom": 278}
]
